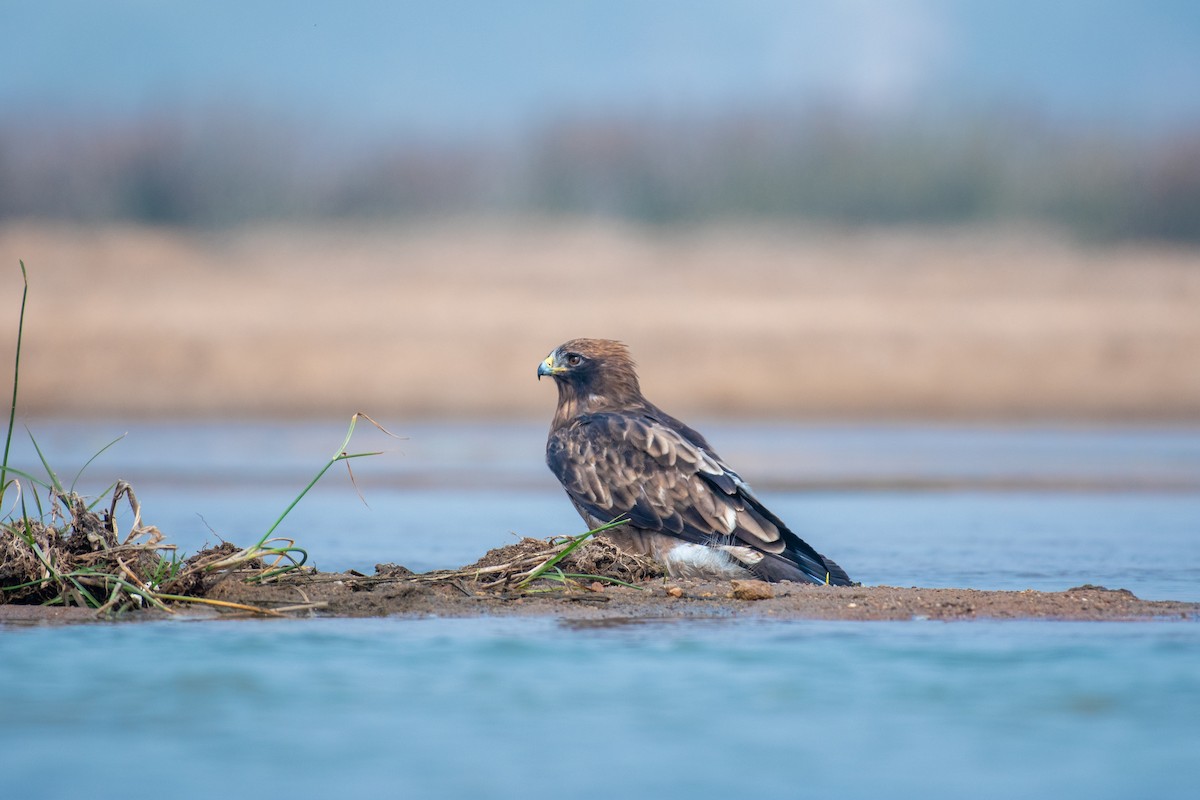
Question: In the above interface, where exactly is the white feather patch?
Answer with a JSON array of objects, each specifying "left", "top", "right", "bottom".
[
  {"left": 717, "top": 545, "right": 765, "bottom": 567},
  {"left": 663, "top": 542, "right": 754, "bottom": 579}
]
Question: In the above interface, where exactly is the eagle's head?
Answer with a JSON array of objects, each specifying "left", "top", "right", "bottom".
[{"left": 538, "top": 338, "right": 643, "bottom": 418}]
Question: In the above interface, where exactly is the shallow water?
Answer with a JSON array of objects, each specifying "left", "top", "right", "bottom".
[
  {"left": 1, "top": 617, "right": 1197, "bottom": 798},
  {"left": 3, "top": 421, "right": 1199, "bottom": 798}
]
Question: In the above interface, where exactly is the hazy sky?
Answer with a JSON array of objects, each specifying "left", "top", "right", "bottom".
[{"left": 3, "top": 1, "right": 1198, "bottom": 138}]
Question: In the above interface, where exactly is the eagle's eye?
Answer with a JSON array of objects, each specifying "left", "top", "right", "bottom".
[{"left": 566, "top": 353, "right": 582, "bottom": 367}]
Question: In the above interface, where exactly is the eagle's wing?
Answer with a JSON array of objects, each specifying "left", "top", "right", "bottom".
[{"left": 546, "top": 411, "right": 846, "bottom": 584}]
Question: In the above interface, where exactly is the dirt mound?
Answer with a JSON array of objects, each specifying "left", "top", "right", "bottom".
[
  {"left": 2, "top": 483, "right": 294, "bottom": 615},
  {"left": 1, "top": 487, "right": 168, "bottom": 608},
  {"left": 433, "top": 534, "right": 664, "bottom": 590},
  {"left": 5, "top": 506, "right": 1196, "bottom": 625}
]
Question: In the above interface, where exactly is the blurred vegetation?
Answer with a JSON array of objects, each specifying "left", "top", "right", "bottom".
[{"left": 1, "top": 106, "right": 1198, "bottom": 242}]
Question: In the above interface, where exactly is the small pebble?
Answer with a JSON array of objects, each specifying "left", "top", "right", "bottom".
[
  {"left": 729, "top": 579, "right": 774, "bottom": 601},
  {"left": 666, "top": 586, "right": 684, "bottom": 598}
]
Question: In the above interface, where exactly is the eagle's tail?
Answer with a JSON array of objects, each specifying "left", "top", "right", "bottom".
[
  {"left": 818, "top": 554, "right": 853, "bottom": 586},
  {"left": 752, "top": 530, "right": 854, "bottom": 586}
]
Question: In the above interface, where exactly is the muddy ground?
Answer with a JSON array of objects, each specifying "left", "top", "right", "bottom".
[
  {"left": 3, "top": 537, "right": 1196, "bottom": 625},
  {"left": 198, "top": 570, "right": 1199, "bottom": 623},
  {"left": 3, "top": 574, "right": 1194, "bottom": 626}
]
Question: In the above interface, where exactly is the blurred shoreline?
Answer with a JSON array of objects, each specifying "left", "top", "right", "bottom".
[{"left": 3, "top": 219, "right": 1199, "bottom": 421}]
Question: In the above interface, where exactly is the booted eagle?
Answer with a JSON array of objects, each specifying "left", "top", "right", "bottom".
[{"left": 538, "top": 338, "right": 851, "bottom": 585}]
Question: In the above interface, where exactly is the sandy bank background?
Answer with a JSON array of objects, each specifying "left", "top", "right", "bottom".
[{"left": 2, "top": 220, "right": 1199, "bottom": 420}]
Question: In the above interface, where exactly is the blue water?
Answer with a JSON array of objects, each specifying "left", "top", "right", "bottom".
[
  {"left": 1, "top": 618, "right": 1197, "bottom": 798},
  {"left": 2, "top": 421, "right": 1199, "bottom": 798}
]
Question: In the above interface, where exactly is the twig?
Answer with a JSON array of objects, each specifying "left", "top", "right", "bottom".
[{"left": 154, "top": 593, "right": 285, "bottom": 616}]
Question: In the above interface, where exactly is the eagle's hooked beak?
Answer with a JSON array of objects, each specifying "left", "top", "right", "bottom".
[{"left": 537, "top": 353, "right": 562, "bottom": 380}]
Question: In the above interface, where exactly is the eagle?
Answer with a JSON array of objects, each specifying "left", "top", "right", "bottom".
[{"left": 537, "top": 338, "right": 851, "bottom": 585}]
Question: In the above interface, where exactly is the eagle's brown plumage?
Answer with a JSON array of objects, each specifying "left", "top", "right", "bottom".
[{"left": 537, "top": 338, "right": 851, "bottom": 585}]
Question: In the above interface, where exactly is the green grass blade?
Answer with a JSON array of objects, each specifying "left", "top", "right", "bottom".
[
  {"left": 69, "top": 434, "right": 127, "bottom": 494},
  {"left": 517, "top": 517, "right": 628, "bottom": 588},
  {"left": 26, "top": 427, "right": 65, "bottom": 495},
  {"left": 0, "top": 464, "right": 56, "bottom": 492},
  {"left": 1, "top": 260, "right": 28, "bottom": 509},
  {"left": 252, "top": 545, "right": 309, "bottom": 581},
  {"left": 0, "top": 575, "right": 57, "bottom": 593},
  {"left": 560, "top": 572, "right": 645, "bottom": 590},
  {"left": 256, "top": 412, "right": 389, "bottom": 549},
  {"left": 257, "top": 450, "right": 378, "bottom": 548},
  {"left": 62, "top": 574, "right": 100, "bottom": 608}
]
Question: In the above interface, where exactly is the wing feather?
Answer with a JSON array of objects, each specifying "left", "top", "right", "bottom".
[
  {"left": 547, "top": 409, "right": 847, "bottom": 585},
  {"left": 549, "top": 412, "right": 782, "bottom": 551}
]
